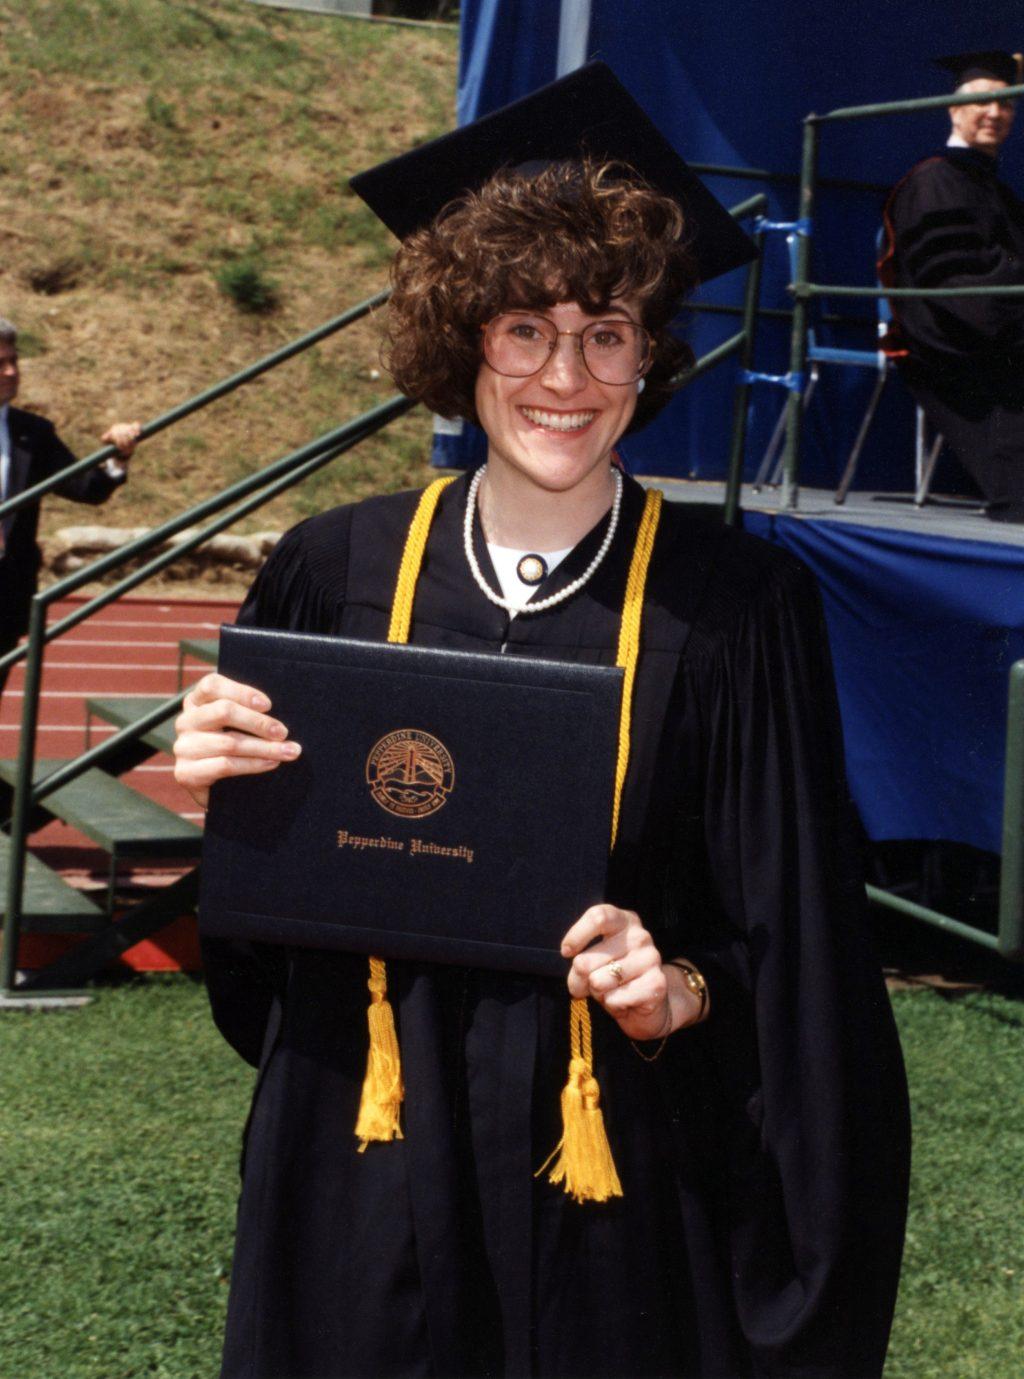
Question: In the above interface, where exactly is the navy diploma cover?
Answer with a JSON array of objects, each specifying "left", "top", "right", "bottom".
[{"left": 199, "top": 626, "right": 622, "bottom": 975}]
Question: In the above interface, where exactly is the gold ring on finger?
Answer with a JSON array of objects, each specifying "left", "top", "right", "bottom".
[{"left": 607, "top": 960, "right": 626, "bottom": 985}]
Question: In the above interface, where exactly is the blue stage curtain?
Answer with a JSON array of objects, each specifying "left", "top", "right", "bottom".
[
  {"left": 744, "top": 513, "right": 1024, "bottom": 853},
  {"left": 442, "top": 0, "right": 1024, "bottom": 493}
]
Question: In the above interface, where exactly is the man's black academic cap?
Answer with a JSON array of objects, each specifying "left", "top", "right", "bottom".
[
  {"left": 349, "top": 61, "right": 756, "bottom": 286},
  {"left": 934, "top": 50, "right": 1023, "bottom": 89}
]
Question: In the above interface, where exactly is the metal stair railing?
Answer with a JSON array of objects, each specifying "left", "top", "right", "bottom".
[
  {"left": 779, "top": 77, "right": 1024, "bottom": 511},
  {"left": 861, "top": 658, "right": 1024, "bottom": 963},
  {"left": 0, "top": 393, "right": 414, "bottom": 994},
  {"left": 0, "top": 396, "right": 408, "bottom": 683},
  {"left": 671, "top": 190, "right": 768, "bottom": 527},
  {"left": 0, "top": 288, "right": 389, "bottom": 529},
  {"left": 0, "top": 191, "right": 769, "bottom": 995},
  {"left": 776, "top": 81, "right": 1024, "bottom": 959}
]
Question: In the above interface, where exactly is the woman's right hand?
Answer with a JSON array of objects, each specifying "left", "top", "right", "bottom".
[{"left": 173, "top": 672, "right": 301, "bottom": 811}]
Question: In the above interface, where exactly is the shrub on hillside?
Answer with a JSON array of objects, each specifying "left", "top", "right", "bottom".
[{"left": 214, "top": 257, "right": 279, "bottom": 314}]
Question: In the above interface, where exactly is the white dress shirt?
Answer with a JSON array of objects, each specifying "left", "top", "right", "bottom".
[{"left": 0, "top": 403, "right": 11, "bottom": 504}]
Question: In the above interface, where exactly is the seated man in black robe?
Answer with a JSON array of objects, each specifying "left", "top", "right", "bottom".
[{"left": 879, "top": 49, "right": 1024, "bottom": 519}]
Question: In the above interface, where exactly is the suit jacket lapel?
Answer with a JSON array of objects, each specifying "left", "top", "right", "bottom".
[{"left": 8, "top": 413, "right": 35, "bottom": 503}]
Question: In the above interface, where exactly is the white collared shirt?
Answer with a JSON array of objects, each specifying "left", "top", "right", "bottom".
[
  {"left": 0, "top": 403, "right": 10, "bottom": 503},
  {"left": 947, "top": 133, "right": 971, "bottom": 149}
]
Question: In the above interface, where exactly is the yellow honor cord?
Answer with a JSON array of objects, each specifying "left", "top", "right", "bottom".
[
  {"left": 357, "top": 478, "right": 456, "bottom": 1148},
  {"left": 538, "top": 485, "right": 662, "bottom": 1204},
  {"left": 358, "top": 476, "right": 664, "bottom": 1208}
]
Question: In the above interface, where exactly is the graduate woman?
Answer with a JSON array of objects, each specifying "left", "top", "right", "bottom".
[{"left": 175, "top": 65, "right": 910, "bottom": 1379}]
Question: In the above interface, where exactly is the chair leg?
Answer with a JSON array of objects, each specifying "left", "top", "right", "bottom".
[
  {"left": 767, "top": 376, "right": 817, "bottom": 488},
  {"left": 914, "top": 433, "right": 944, "bottom": 506},
  {"left": 914, "top": 406, "right": 926, "bottom": 493},
  {"left": 834, "top": 371, "right": 887, "bottom": 505},
  {"left": 752, "top": 376, "right": 817, "bottom": 491},
  {"left": 752, "top": 402, "right": 790, "bottom": 490}
]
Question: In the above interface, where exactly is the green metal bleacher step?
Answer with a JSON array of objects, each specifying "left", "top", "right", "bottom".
[
  {"left": 0, "top": 833, "right": 105, "bottom": 932},
  {"left": 86, "top": 696, "right": 180, "bottom": 756},
  {"left": 0, "top": 759, "right": 201, "bottom": 858}
]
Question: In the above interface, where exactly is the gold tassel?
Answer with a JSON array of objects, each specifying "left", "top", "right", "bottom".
[
  {"left": 537, "top": 998, "right": 622, "bottom": 1203},
  {"left": 355, "top": 477, "right": 455, "bottom": 1148},
  {"left": 355, "top": 956, "right": 404, "bottom": 1149},
  {"left": 538, "top": 489, "right": 662, "bottom": 1204},
  {"left": 373, "top": 479, "right": 662, "bottom": 1199}
]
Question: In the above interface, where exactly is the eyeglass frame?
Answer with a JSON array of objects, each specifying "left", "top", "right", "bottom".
[{"left": 479, "top": 310, "right": 655, "bottom": 386}]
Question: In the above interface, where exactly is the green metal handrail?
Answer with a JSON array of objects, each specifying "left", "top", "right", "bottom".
[
  {"left": 0, "top": 185, "right": 769, "bottom": 993},
  {"left": 0, "top": 396, "right": 404, "bottom": 680},
  {"left": 813, "top": 79, "right": 1024, "bottom": 124},
  {"left": 795, "top": 283, "right": 1024, "bottom": 299},
  {"left": 0, "top": 288, "right": 390, "bottom": 525},
  {"left": 781, "top": 81, "right": 1024, "bottom": 508},
  {"left": 20, "top": 403, "right": 413, "bottom": 809},
  {"left": 674, "top": 331, "right": 747, "bottom": 388},
  {"left": 725, "top": 217, "right": 767, "bottom": 526},
  {"left": 779, "top": 118, "right": 818, "bottom": 509},
  {"left": 864, "top": 885, "right": 1002, "bottom": 951},
  {"left": 690, "top": 161, "right": 888, "bottom": 195},
  {"left": 998, "top": 661, "right": 1024, "bottom": 961},
  {"left": 0, "top": 393, "right": 415, "bottom": 993},
  {"left": 775, "top": 85, "right": 1024, "bottom": 960},
  {"left": 676, "top": 190, "right": 768, "bottom": 525},
  {"left": 865, "top": 659, "right": 1024, "bottom": 962}
]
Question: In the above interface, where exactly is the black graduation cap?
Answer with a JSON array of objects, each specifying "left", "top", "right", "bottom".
[
  {"left": 934, "top": 50, "right": 1023, "bottom": 89},
  {"left": 349, "top": 61, "right": 756, "bottom": 286}
]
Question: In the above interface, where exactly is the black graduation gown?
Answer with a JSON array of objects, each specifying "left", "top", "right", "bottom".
[
  {"left": 879, "top": 148, "right": 1024, "bottom": 509},
  {"left": 201, "top": 474, "right": 910, "bottom": 1379}
]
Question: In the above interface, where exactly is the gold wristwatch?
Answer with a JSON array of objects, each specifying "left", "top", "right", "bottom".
[{"left": 669, "top": 958, "right": 709, "bottom": 1023}]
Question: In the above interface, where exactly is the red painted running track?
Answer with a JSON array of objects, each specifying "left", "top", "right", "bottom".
[{"left": 3, "top": 596, "right": 240, "bottom": 972}]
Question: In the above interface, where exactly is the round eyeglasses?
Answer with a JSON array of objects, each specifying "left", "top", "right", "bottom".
[{"left": 481, "top": 312, "right": 653, "bottom": 386}]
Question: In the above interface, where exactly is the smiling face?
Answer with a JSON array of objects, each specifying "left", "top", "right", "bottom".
[
  {"left": 950, "top": 78, "right": 1016, "bottom": 154},
  {"left": 474, "top": 299, "right": 644, "bottom": 499}
]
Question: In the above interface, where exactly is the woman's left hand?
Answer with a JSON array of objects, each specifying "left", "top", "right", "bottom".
[{"left": 561, "top": 904, "right": 676, "bottom": 1043}]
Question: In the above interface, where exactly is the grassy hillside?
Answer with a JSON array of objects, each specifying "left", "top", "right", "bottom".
[{"left": 0, "top": 0, "right": 458, "bottom": 587}]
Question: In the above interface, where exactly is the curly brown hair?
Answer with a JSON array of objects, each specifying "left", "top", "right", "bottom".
[{"left": 382, "top": 159, "right": 698, "bottom": 434}]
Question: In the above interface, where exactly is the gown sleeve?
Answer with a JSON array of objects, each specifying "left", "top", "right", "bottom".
[
  {"left": 667, "top": 552, "right": 910, "bottom": 1378},
  {"left": 200, "top": 519, "right": 340, "bottom": 1068},
  {"left": 885, "top": 157, "right": 1024, "bottom": 358}
]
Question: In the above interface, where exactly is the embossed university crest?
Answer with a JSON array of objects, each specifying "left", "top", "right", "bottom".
[{"left": 365, "top": 729, "right": 455, "bottom": 818}]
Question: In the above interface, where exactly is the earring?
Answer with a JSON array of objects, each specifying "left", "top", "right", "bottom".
[{"left": 637, "top": 377, "right": 646, "bottom": 394}]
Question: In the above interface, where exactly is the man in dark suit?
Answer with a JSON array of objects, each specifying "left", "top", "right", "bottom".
[
  {"left": 0, "top": 317, "right": 140, "bottom": 695},
  {"left": 879, "top": 50, "right": 1024, "bottom": 520}
]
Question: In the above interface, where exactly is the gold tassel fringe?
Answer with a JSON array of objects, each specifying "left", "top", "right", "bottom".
[
  {"left": 538, "top": 490, "right": 662, "bottom": 1203},
  {"left": 370, "top": 479, "right": 662, "bottom": 1199},
  {"left": 355, "top": 477, "right": 455, "bottom": 1148},
  {"left": 355, "top": 956, "right": 404, "bottom": 1149},
  {"left": 537, "top": 998, "right": 623, "bottom": 1203}
]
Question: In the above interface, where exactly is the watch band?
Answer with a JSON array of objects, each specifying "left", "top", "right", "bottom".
[{"left": 668, "top": 958, "right": 709, "bottom": 1024}]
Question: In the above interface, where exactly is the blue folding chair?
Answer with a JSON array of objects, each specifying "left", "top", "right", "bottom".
[{"left": 752, "top": 230, "right": 943, "bottom": 505}]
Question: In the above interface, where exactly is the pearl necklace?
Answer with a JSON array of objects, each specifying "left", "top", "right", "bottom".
[{"left": 463, "top": 464, "right": 624, "bottom": 616}]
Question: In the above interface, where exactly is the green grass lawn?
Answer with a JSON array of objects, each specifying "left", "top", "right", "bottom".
[{"left": 0, "top": 979, "right": 1020, "bottom": 1377}]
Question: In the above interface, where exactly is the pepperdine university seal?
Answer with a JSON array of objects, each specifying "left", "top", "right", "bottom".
[{"left": 365, "top": 728, "right": 455, "bottom": 819}]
